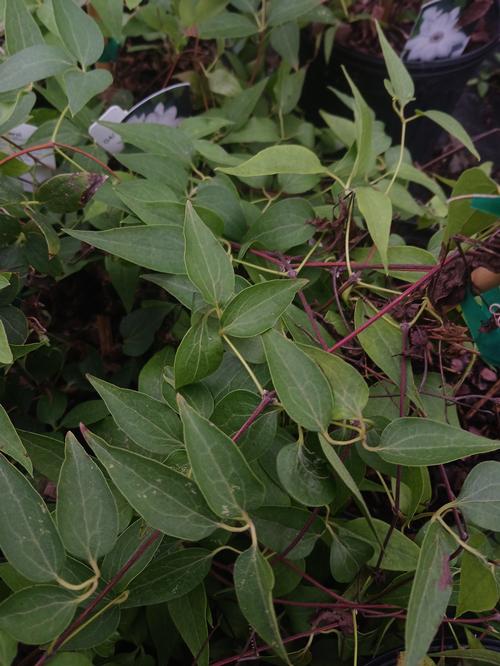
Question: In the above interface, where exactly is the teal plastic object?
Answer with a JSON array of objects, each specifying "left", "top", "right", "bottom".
[
  {"left": 471, "top": 195, "right": 500, "bottom": 217},
  {"left": 99, "top": 38, "right": 121, "bottom": 63},
  {"left": 461, "top": 286, "right": 500, "bottom": 368}
]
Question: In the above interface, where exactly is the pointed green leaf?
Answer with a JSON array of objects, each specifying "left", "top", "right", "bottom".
[
  {"left": 234, "top": 546, "right": 290, "bottom": 664},
  {"left": 53, "top": 0, "right": 104, "bottom": 66},
  {"left": 0, "top": 455, "right": 64, "bottom": 582},
  {"left": 87, "top": 375, "right": 183, "bottom": 453},
  {"left": 417, "top": 110, "right": 480, "bottom": 160},
  {"left": 457, "top": 533, "right": 498, "bottom": 616},
  {"left": 124, "top": 548, "right": 212, "bottom": 607},
  {"left": 456, "top": 461, "right": 500, "bottom": 531},
  {"left": 343, "top": 68, "right": 374, "bottom": 179},
  {"left": 267, "top": 0, "right": 323, "bottom": 26},
  {"left": 262, "top": 329, "right": 333, "bottom": 432},
  {"left": 0, "top": 405, "right": 31, "bottom": 474},
  {"left": 0, "top": 45, "right": 73, "bottom": 93},
  {"left": 174, "top": 315, "right": 223, "bottom": 389},
  {"left": 330, "top": 527, "right": 374, "bottom": 583},
  {"left": 276, "top": 441, "right": 336, "bottom": 507},
  {"left": 219, "top": 145, "right": 325, "bottom": 177},
  {"left": 347, "top": 518, "right": 419, "bottom": 571},
  {"left": 56, "top": 433, "right": 119, "bottom": 562},
  {"left": 221, "top": 279, "right": 307, "bottom": 338},
  {"left": 320, "top": 436, "right": 374, "bottom": 527},
  {"left": 18, "top": 430, "right": 63, "bottom": 482},
  {"left": 83, "top": 428, "right": 219, "bottom": 540},
  {"left": 251, "top": 506, "right": 323, "bottom": 559},
  {"left": 433, "top": 649, "right": 500, "bottom": 663},
  {"left": 64, "top": 69, "right": 113, "bottom": 116},
  {"left": 0, "top": 628, "right": 17, "bottom": 666},
  {"left": 299, "top": 344, "right": 369, "bottom": 420},
  {"left": 65, "top": 226, "right": 186, "bottom": 274},
  {"left": 356, "top": 187, "right": 392, "bottom": 271},
  {"left": 184, "top": 202, "right": 234, "bottom": 306},
  {"left": 354, "top": 300, "right": 419, "bottom": 405},
  {"left": 168, "top": 585, "right": 209, "bottom": 666},
  {"left": 5, "top": 0, "right": 44, "bottom": 53},
  {"left": 178, "top": 396, "right": 265, "bottom": 519},
  {"left": 244, "top": 198, "right": 315, "bottom": 252},
  {"left": 375, "top": 21, "right": 414, "bottom": 106},
  {"left": 0, "top": 585, "right": 76, "bottom": 645},
  {"left": 405, "top": 521, "right": 455, "bottom": 666},
  {"left": 378, "top": 418, "right": 500, "bottom": 466},
  {"left": 101, "top": 520, "right": 163, "bottom": 593}
]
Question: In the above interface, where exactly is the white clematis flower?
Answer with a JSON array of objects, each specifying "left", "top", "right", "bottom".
[
  {"left": 127, "top": 103, "right": 181, "bottom": 126},
  {"left": 404, "top": 6, "right": 469, "bottom": 62}
]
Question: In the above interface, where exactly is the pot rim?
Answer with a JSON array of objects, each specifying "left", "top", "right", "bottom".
[{"left": 334, "top": 5, "right": 500, "bottom": 73}]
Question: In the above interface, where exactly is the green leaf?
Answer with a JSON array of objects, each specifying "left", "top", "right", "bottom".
[
  {"left": 18, "top": 430, "right": 63, "bottom": 482},
  {"left": 356, "top": 187, "right": 392, "bottom": 271},
  {"left": 198, "top": 12, "right": 258, "bottom": 38},
  {"left": 252, "top": 506, "right": 322, "bottom": 559},
  {"left": 347, "top": 518, "right": 419, "bottom": 571},
  {"left": 268, "top": 0, "right": 323, "bottom": 26},
  {"left": 276, "top": 441, "right": 336, "bottom": 507},
  {"left": 378, "top": 418, "right": 500, "bottom": 466},
  {"left": 0, "top": 404, "right": 32, "bottom": 474},
  {"left": 174, "top": 315, "right": 223, "bottom": 389},
  {"left": 63, "top": 69, "right": 113, "bottom": 116},
  {"left": 102, "top": 122, "right": 194, "bottom": 166},
  {"left": 456, "top": 461, "right": 500, "bottom": 531},
  {"left": 56, "top": 433, "right": 119, "bottom": 562},
  {"left": 417, "top": 110, "right": 480, "bottom": 160},
  {"left": 234, "top": 546, "right": 290, "bottom": 664},
  {"left": 471, "top": 195, "right": 500, "bottom": 216},
  {"left": 124, "top": 548, "right": 212, "bottom": 607},
  {"left": 343, "top": 68, "right": 374, "bottom": 179},
  {"left": 52, "top": 0, "right": 104, "bottom": 66},
  {"left": 320, "top": 437, "right": 374, "bottom": 526},
  {"left": 0, "top": 45, "right": 73, "bottom": 93},
  {"left": 87, "top": 375, "right": 183, "bottom": 453},
  {"left": 101, "top": 521, "right": 163, "bottom": 593},
  {"left": 244, "top": 198, "right": 315, "bottom": 252},
  {"left": 221, "top": 279, "right": 307, "bottom": 338},
  {"left": 49, "top": 654, "right": 93, "bottom": 666},
  {"left": 0, "top": 585, "right": 76, "bottom": 645},
  {"left": 91, "top": 0, "right": 123, "bottom": 41},
  {"left": 330, "top": 527, "right": 374, "bottom": 583},
  {"left": 0, "top": 454, "right": 64, "bottom": 582},
  {"left": 65, "top": 226, "right": 186, "bottom": 274},
  {"left": 457, "top": 533, "right": 498, "bottom": 616},
  {"left": 262, "top": 329, "right": 333, "bottom": 432},
  {"left": 178, "top": 396, "right": 265, "bottom": 519},
  {"left": 37, "top": 173, "right": 105, "bottom": 214},
  {"left": 354, "top": 300, "right": 419, "bottom": 405},
  {"left": 184, "top": 202, "right": 235, "bottom": 307},
  {"left": 445, "top": 168, "right": 497, "bottom": 242},
  {"left": 298, "top": 345, "right": 368, "bottom": 420},
  {"left": 433, "top": 649, "right": 500, "bottom": 664},
  {"left": 405, "top": 521, "right": 455, "bottom": 666},
  {"left": 270, "top": 23, "right": 300, "bottom": 70},
  {"left": 375, "top": 21, "right": 414, "bottom": 106},
  {"left": 168, "top": 585, "right": 209, "bottom": 666},
  {"left": 83, "top": 429, "right": 219, "bottom": 541},
  {"left": 219, "top": 145, "right": 325, "bottom": 177},
  {"left": 0, "top": 628, "right": 17, "bottom": 666},
  {"left": 5, "top": 0, "right": 44, "bottom": 53}
]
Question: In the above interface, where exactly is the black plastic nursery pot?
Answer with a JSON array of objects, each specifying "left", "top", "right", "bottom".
[
  {"left": 363, "top": 639, "right": 500, "bottom": 666},
  {"left": 302, "top": 5, "right": 500, "bottom": 163}
]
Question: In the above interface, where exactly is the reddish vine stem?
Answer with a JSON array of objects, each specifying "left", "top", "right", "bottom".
[
  {"left": 231, "top": 391, "right": 276, "bottom": 442},
  {"left": 0, "top": 142, "right": 117, "bottom": 177},
  {"left": 279, "top": 507, "right": 321, "bottom": 560},
  {"left": 327, "top": 258, "right": 453, "bottom": 354}
]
